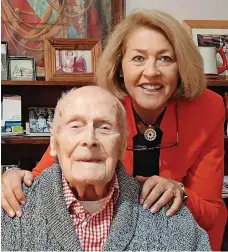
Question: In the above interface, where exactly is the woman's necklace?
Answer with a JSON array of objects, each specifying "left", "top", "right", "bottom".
[{"left": 133, "top": 108, "right": 166, "bottom": 141}]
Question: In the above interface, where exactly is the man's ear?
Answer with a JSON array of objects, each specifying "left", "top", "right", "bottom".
[{"left": 50, "top": 129, "right": 57, "bottom": 157}]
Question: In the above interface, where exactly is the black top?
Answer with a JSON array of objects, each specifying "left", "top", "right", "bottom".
[{"left": 133, "top": 128, "right": 163, "bottom": 177}]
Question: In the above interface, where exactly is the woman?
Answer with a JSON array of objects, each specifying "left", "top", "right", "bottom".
[{"left": 1, "top": 10, "right": 226, "bottom": 250}]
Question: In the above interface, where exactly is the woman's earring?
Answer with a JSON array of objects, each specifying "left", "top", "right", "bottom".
[{"left": 120, "top": 73, "right": 123, "bottom": 77}]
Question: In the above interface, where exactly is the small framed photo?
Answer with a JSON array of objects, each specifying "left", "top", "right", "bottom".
[
  {"left": 56, "top": 50, "right": 92, "bottom": 73},
  {"left": 28, "top": 107, "right": 55, "bottom": 136},
  {"left": 44, "top": 38, "right": 102, "bottom": 82},
  {"left": 1, "top": 41, "right": 8, "bottom": 80},
  {"left": 8, "top": 56, "right": 36, "bottom": 81},
  {"left": 182, "top": 20, "right": 228, "bottom": 76}
]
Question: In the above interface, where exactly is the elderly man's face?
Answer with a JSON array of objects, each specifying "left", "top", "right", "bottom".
[{"left": 52, "top": 89, "right": 122, "bottom": 192}]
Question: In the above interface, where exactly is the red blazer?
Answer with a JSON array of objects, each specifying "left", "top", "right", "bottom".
[{"left": 33, "top": 89, "right": 227, "bottom": 250}]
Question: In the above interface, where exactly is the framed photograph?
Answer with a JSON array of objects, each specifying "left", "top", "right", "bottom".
[
  {"left": 28, "top": 107, "right": 55, "bottom": 136},
  {"left": 182, "top": 20, "right": 228, "bottom": 76},
  {"left": 8, "top": 57, "right": 36, "bottom": 81},
  {"left": 1, "top": 41, "right": 8, "bottom": 80},
  {"left": 1, "top": 0, "right": 125, "bottom": 77},
  {"left": 44, "top": 38, "right": 102, "bottom": 82},
  {"left": 56, "top": 50, "right": 92, "bottom": 73}
]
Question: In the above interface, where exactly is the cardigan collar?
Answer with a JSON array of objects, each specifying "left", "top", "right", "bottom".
[{"left": 41, "top": 162, "right": 140, "bottom": 251}]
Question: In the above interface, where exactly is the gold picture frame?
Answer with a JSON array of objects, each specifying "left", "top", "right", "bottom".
[
  {"left": 182, "top": 20, "right": 228, "bottom": 76},
  {"left": 182, "top": 20, "right": 228, "bottom": 45},
  {"left": 183, "top": 20, "right": 228, "bottom": 34},
  {"left": 44, "top": 38, "right": 102, "bottom": 82}
]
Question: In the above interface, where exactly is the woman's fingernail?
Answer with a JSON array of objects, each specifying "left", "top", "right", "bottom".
[
  {"left": 27, "top": 180, "right": 32, "bottom": 185},
  {"left": 16, "top": 211, "right": 22, "bottom": 217},
  {"left": 8, "top": 211, "right": 15, "bottom": 217},
  {"left": 150, "top": 207, "right": 157, "bottom": 213},
  {"left": 21, "top": 200, "right": 26, "bottom": 205},
  {"left": 143, "top": 203, "right": 148, "bottom": 210},
  {"left": 140, "top": 199, "right": 144, "bottom": 205},
  {"left": 166, "top": 212, "right": 171, "bottom": 217}
]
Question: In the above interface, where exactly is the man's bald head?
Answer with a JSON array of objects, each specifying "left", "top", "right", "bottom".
[
  {"left": 51, "top": 86, "right": 128, "bottom": 157},
  {"left": 60, "top": 86, "right": 120, "bottom": 109}
]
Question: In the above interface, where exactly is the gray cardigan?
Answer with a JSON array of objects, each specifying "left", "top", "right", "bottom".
[{"left": 1, "top": 162, "right": 211, "bottom": 251}]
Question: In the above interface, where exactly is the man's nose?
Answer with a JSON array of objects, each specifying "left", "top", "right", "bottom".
[
  {"left": 143, "top": 60, "right": 160, "bottom": 78},
  {"left": 81, "top": 127, "right": 98, "bottom": 148}
]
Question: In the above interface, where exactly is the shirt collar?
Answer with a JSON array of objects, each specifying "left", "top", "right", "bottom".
[{"left": 62, "top": 172, "right": 119, "bottom": 211}]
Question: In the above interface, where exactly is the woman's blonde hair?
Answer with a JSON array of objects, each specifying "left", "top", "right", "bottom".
[{"left": 96, "top": 10, "right": 206, "bottom": 101}]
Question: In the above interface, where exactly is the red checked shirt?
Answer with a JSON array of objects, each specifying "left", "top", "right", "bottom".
[{"left": 62, "top": 174, "right": 119, "bottom": 251}]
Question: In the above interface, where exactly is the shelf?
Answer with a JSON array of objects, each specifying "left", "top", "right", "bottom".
[
  {"left": 2, "top": 135, "right": 227, "bottom": 145},
  {"left": 1, "top": 80, "right": 93, "bottom": 86},
  {"left": 2, "top": 77, "right": 227, "bottom": 86},
  {"left": 207, "top": 77, "right": 228, "bottom": 86},
  {"left": 1, "top": 135, "right": 50, "bottom": 144}
]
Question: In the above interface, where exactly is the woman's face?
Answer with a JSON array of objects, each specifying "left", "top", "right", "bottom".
[{"left": 122, "top": 27, "right": 179, "bottom": 111}]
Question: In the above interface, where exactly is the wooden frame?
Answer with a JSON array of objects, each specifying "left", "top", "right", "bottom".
[
  {"left": 111, "top": 0, "right": 126, "bottom": 28},
  {"left": 44, "top": 38, "right": 102, "bottom": 82},
  {"left": 1, "top": 41, "right": 8, "bottom": 80},
  {"left": 182, "top": 20, "right": 228, "bottom": 35},
  {"left": 182, "top": 20, "right": 228, "bottom": 45},
  {"left": 183, "top": 20, "right": 228, "bottom": 76}
]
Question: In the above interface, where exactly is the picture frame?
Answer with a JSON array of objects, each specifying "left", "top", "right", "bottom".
[
  {"left": 1, "top": 41, "right": 8, "bottom": 80},
  {"left": 44, "top": 38, "right": 102, "bottom": 82},
  {"left": 182, "top": 20, "right": 228, "bottom": 76},
  {"left": 8, "top": 57, "right": 36, "bottom": 81},
  {"left": 1, "top": 0, "right": 125, "bottom": 77},
  {"left": 28, "top": 107, "right": 55, "bottom": 136}
]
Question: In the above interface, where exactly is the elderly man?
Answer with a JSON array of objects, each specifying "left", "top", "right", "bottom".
[{"left": 1, "top": 86, "right": 210, "bottom": 251}]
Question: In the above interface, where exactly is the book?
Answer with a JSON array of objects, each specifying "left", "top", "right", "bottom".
[{"left": 2, "top": 95, "right": 21, "bottom": 122}]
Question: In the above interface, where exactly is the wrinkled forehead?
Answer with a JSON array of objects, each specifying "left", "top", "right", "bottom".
[{"left": 61, "top": 95, "right": 119, "bottom": 123}]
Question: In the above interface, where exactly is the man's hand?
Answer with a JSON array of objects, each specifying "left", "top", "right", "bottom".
[
  {"left": 136, "top": 175, "right": 184, "bottom": 217},
  {"left": 1, "top": 168, "right": 34, "bottom": 217}
]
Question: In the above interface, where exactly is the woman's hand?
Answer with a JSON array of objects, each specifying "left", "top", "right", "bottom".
[
  {"left": 1, "top": 168, "right": 34, "bottom": 218},
  {"left": 136, "top": 175, "right": 184, "bottom": 216}
]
